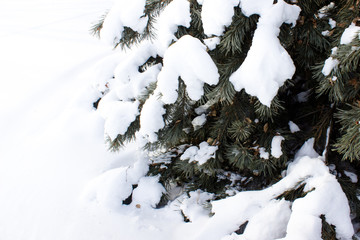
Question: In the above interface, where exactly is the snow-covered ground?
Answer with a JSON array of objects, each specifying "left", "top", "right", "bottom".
[{"left": 0, "top": 1, "right": 179, "bottom": 239}]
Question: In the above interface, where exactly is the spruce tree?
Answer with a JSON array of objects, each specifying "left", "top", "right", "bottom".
[{"left": 91, "top": 0, "right": 360, "bottom": 238}]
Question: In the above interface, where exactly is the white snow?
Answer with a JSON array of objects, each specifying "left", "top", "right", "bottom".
[
  {"left": 0, "top": 1, "right": 355, "bottom": 240},
  {"left": 288, "top": 121, "right": 300, "bottom": 133},
  {"left": 322, "top": 56, "right": 339, "bottom": 76},
  {"left": 271, "top": 135, "right": 285, "bottom": 158},
  {"left": 137, "top": 35, "right": 219, "bottom": 141},
  {"left": 230, "top": 0, "right": 300, "bottom": 106},
  {"left": 180, "top": 142, "right": 218, "bottom": 165},
  {"left": 201, "top": 0, "right": 239, "bottom": 36},
  {"left": 192, "top": 114, "right": 207, "bottom": 130},
  {"left": 152, "top": 0, "right": 191, "bottom": 55},
  {"left": 80, "top": 158, "right": 148, "bottom": 210},
  {"left": 344, "top": 171, "right": 358, "bottom": 183},
  {"left": 157, "top": 35, "right": 219, "bottom": 104},
  {"left": 100, "top": 0, "right": 148, "bottom": 45},
  {"left": 179, "top": 190, "right": 214, "bottom": 222},
  {"left": 329, "top": 18, "right": 336, "bottom": 29},
  {"left": 340, "top": 23, "right": 360, "bottom": 45},
  {"left": 175, "top": 141, "right": 353, "bottom": 240},
  {"left": 259, "top": 147, "right": 270, "bottom": 160},
  {"left": 318, "top": 2, "right": 335, "bottom": 18},
  {"left": 131, "top": 176, "right": 165, "bottom": 208},
  {"left": 322, "top": 30, "right": 330, "bottom": 36},
  {"left": 204, "top": 36, "right": 221, "bottom": 50},
  {"left": 139, "top": 93, "right": 166, "bottom": 142},
  {"left": 98, "top": 99, "right": 140, "bottom": 140}
]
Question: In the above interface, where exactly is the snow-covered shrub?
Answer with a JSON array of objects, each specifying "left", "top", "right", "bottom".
[{"left": 88, "top": 0, "right": 360, "bottom": 239}]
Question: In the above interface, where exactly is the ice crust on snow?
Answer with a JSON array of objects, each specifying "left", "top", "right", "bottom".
[
  {"left": 101, "top": 0, "right": 148, "bottom": 45},
  {"left": 230, "top": 0, "right": 300, "bottom": 106},
  {"left": 200, "top": 0, "right": 239, "bottom": 36}
]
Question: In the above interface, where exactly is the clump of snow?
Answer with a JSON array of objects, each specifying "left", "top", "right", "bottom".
[
  {"left": 179, "top": 190, "right": 214, "bottom": 222},
  {"left": 152, "top": 0, "right": 191, "bottom": 55},
  {"left": 80, "top": 153, "right": 149, "bottom": 210},
  {"left": 329, "top": 18, "right": 336, "bottom": 29},
  {"left": 344, "top": 171, "right": 358, "bottom": 183},
  {"left": 204, "top": 37, "right": 221, "bottom": 50},
  {"left": 288, "top": 121, "right": 300, "bottom": 133},
  {"left": 294, "top": 138, "right": 320, "bottom": 160},
  {"left": 101, "top": 0, "right": 148, "bottom": 45},
  {"left": 157, "top": 35, "right": 219, "bottom": 104},
  {"left": 201, "top": 0, "right": 239, "bottom": 36},
  {"left": 318, "top": 2, "right": 335, "bottom": 18},
  {"left": 296, "top": 90, "right": 311, "bottom": 103},
  {"left": 195, "top": 101, "right": 214, "bottom": 115},
  {"left": 192, "top": 114, "right": 207, "bottom": 130},
  {"left": 322, "top": 30, "right": 330, "bottom": 36},
  {"left": 341, "top": 23, "right": 360, "bottom": 45},
  {"left": 139, "top": 93, "right": 166, "bottom": 143},
  {"left": 322, "top": 47, "right": 340, "bottom": 76},
  {"left": 180, "top": 142, "right": 218, "bottom": 165},
  {"left": 271, "top": 135, "right": 284, "bottom": 158},
  {"left": 259, "top": 147, "right": 269, "bottom": 159},
  {"left": 131, "top": 176, "right": 165, "bottom": 208},
  {"left": 230, "top": 0, "right": 301, "bottom": 106},
  {"left": 97, "top": 98, "right": 139, "bottom": 140},
  {"left": 322, "top": 56, "right": 339, "bottom": 76}
]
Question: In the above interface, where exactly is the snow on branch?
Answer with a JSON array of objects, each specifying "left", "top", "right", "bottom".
[
  {"left": 200, "top": 0, "right": 240, "bottom": 37},
  {"left": 140, "top": 35, "right": 219, "bottom": 142},
  {"left": 157, "top": 35, "right": 220, "bottom": 104},
  {"left": 101, "top": 0, "right": 148, "bottom": 45},
  {"left": 230, "top": 0, "right": 301, "bottom": 107},
  {"left": 182, "top": 141, "right": 353, "bottom": 240}
]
